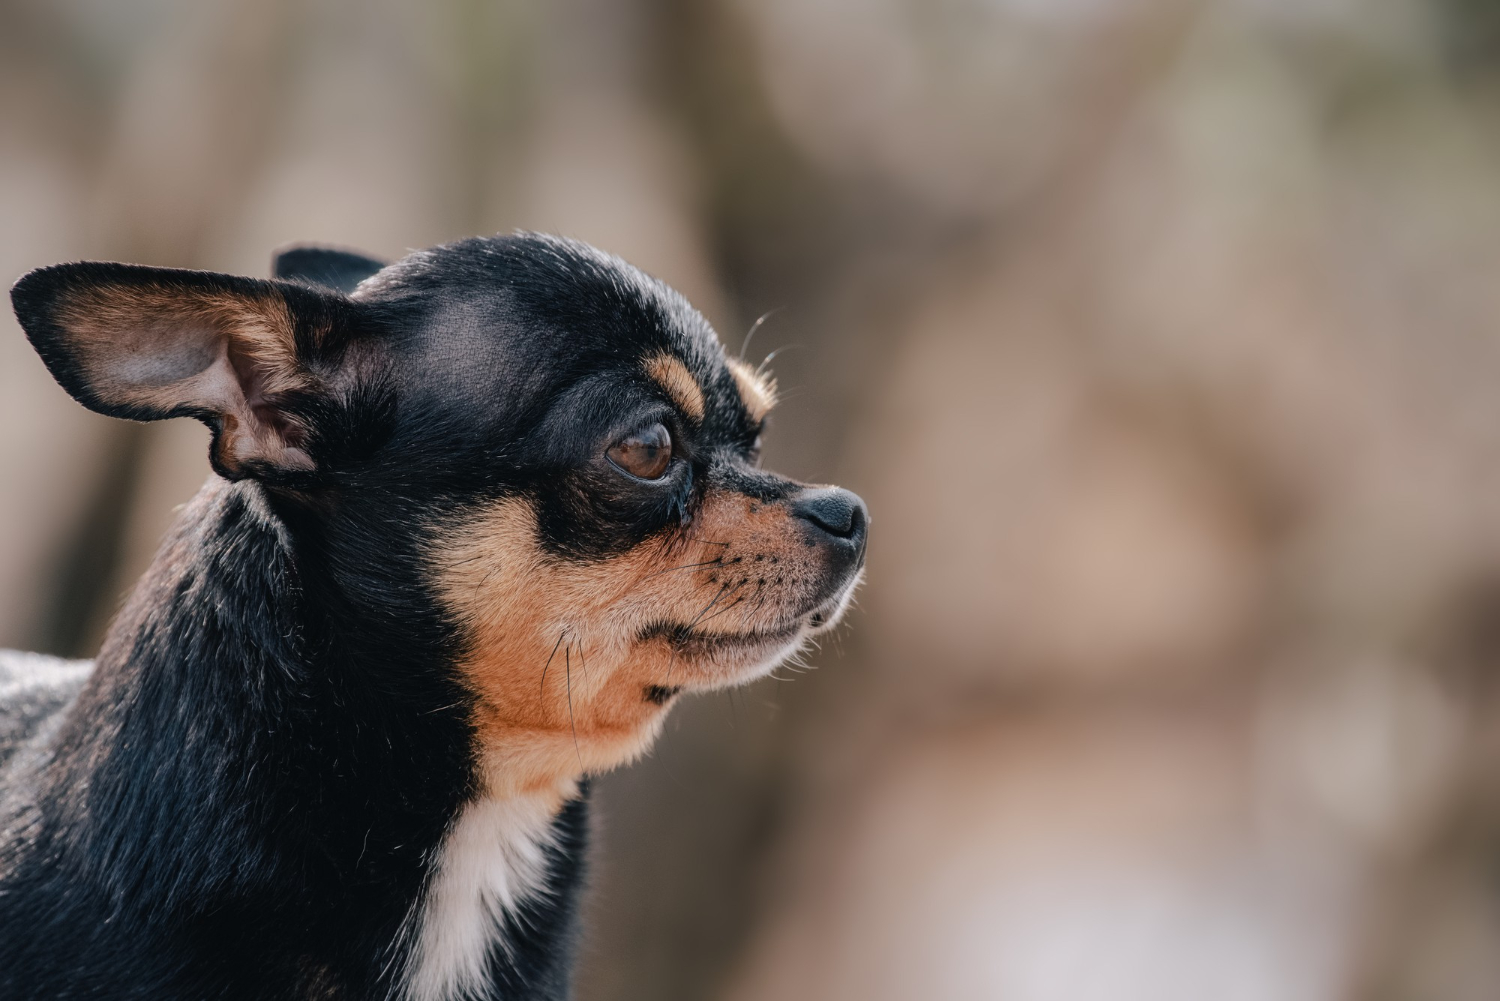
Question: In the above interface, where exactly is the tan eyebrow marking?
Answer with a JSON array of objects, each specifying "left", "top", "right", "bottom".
[
  {"left": 726, "top": 357, "right": 778, "bottom": 423},
  {"left": 644, "top": 353, "right": 705, "bottom": 422}
]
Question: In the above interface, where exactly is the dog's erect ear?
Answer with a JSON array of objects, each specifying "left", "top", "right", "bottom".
[
  {"left": 272, "top": 244, "right": 386, "bottom": 294},
  {"left": 10, "top": 261, "right": 356, "bottom": 482}
]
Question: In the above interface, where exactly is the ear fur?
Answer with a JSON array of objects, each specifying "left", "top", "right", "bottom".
[
  {"left": 10, "top": 261, "right": 355, "bottom": 482},
  {"left": 272, "top": 244, "right": 386, "bottom": 294}
]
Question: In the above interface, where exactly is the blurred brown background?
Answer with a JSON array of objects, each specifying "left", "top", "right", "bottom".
[{"left": 5, "top": 0, "right": 1500, "bottom": 997}]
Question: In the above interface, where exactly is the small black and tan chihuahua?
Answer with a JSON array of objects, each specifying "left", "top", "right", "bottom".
[{"left": 0, "top": 235, "right": 866, "bottom": 1000}]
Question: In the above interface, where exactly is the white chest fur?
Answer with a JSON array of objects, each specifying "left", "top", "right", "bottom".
[{"left": 399, "top": 792, "right": 563, "bottom": 1001}]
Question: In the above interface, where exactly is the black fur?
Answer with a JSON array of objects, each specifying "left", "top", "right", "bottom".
[
  {"left": 0, "top": 234, "right": 867, "bottom": 999},
  {"left": 273, "top": 245, "right": 388, "bottom": 294}
]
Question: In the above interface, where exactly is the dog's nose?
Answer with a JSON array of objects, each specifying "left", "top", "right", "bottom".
[{"left": 793, "top": 487, "right": 869, "bottom": 547}]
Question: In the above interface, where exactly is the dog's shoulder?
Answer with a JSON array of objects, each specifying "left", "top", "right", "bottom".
[{"left": 0, "top": 650, "right": 92, "bottom": 774}]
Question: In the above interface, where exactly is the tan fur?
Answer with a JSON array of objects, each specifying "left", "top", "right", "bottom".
[
  {"left": 431, "top": 492, "right": 825, "bottom": 797},
  {"left": 726, "top": 357, "right": 778, "bottom": 423},
  {"left": 643, "top": 353, "right": 705, "bottom": 422}
]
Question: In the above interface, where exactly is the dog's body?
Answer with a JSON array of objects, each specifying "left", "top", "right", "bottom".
[{"left": 0, "top": 236, "right": 865, "bottom": 1000}]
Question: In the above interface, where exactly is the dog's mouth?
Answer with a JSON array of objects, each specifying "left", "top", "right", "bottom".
[
  {"left": 637, "top": 617, "right": 806, "bottom": 658},
  {"left": 637, "top": 576, "right": 860, "bottom": 663}
]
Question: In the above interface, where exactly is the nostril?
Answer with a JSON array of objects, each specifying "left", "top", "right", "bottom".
[
  {"left": 806, "top": 507, "right": 850, "bottom": 537},
  {"left": 794, "top": 488, "right": 868, "bottom": 541}
]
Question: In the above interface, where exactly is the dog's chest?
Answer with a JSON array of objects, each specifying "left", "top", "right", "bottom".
[{"left": 400, "top": 793, "right": 561, "bottom": 1001}]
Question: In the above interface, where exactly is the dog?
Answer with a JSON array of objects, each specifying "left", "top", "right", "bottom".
[{"left": 0, "top": 234, "right": 867, "bottom": 1000}]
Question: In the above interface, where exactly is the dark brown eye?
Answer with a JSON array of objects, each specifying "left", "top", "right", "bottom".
[{"left": 607, "top": 422, "right": 673, "bottom": 479}]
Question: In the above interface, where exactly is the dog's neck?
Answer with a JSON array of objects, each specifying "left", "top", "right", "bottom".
[{"left": 44, "top": 477, "right": 586, "bottom": 999}]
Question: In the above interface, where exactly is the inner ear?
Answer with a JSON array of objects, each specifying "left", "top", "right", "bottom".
[{"left": 11, "top": 261, "right": 353, "bottom": 481}]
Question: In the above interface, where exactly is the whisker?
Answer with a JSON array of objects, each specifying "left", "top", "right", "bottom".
[
  {"left": 645, "top": 557, "right": 725, "bottom": 578},
  {"left": 539, "top": 630, "right": 566, "bottom": 707},
  {"left": 738, "top": 307, "right": 783, "bottom": 362},
  {"left": 696, "top": 590, "right": 748, "bottom": 625},
  {"left": 438, "top": 553, "right": 488, "bottom": 569},
  {"left": 686, "top": 583, "right": 736, "bottom": 630},
  {"left": 565, "top": 644, "right": 582, "bottom": 770},
  {"left": 757, "top": 344, "right": 802, "bottom": 376},
  {"left": 665, "top": 582, "right": 732, "bottom": 688}
]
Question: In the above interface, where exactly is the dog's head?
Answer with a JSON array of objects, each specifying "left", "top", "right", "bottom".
[{"left": 10, "top": 234, "right": 866, "bottom": 795}]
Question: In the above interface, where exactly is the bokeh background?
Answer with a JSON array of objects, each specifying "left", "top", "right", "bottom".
[{"left": 5, "top": 0, "right": 1500, "bottom": 997}]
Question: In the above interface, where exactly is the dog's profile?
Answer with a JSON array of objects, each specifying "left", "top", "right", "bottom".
[{"left": 0, "top": 235, "right": 866, "bottom": 1000}]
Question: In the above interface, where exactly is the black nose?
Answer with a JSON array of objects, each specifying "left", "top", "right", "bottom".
[{"left": 792, "top": 487, "right": 869, "bottom": 545}]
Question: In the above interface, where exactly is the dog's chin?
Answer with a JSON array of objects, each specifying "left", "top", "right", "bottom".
[
  {"left": 807, "top": 567, "right": 863, "bottom": 636},
  {"left": 662, "top": 623, "right": 810, "bottom": 689},
  {"left": 652, "top": 570, "right": 864, "bottom": 690}
]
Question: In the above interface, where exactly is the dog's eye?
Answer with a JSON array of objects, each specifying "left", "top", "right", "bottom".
[
  {"left": 747, "top": 433, "right": 763, "bottom": 466},
  {"left": 608, "top": 422, "right": 673, "bottom": 479}
]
